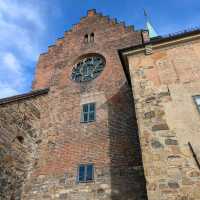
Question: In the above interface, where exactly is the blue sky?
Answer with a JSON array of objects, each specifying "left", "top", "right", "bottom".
[{"left": 0, "top": 0, "right": 199, "bottom": 98}]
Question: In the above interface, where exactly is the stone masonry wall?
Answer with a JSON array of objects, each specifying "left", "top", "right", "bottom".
[
  {"left": 0, "top": 94, "right": 48, "bottom": 200},
  {"left": 128, "top": 37, "right": 200, "bottom": 200},
  {"left": 23, "top": 10, "right": 148, "bottom": 200}
]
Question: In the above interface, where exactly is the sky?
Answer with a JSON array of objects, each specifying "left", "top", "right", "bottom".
[{"left": 0, "top": 0, "right": 200, "bottom": 98}]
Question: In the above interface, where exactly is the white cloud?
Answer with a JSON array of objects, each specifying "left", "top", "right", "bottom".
[
  {"left": 0, "top": 0, "right": 45, "bottom": 60},
  {"left": 0, "top": 0, "right": 44, "bottom": 30},
  {"left": 0, "top": 21, "right": 40, "bottom": 60},
  {"left": 0, "top": 52, "right": 26, "bottom": 96},
  {"left": 0, "top": 0, "right": 47, "bottom": 98},
  {"left": 2, "top": 52, "right": 22, "bottom": 74}
]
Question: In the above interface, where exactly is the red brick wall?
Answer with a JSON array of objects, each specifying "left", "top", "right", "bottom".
[
  {"left": 26, "top": 10, "right": 147, "bottom": 200},
  {"left": 32, "top": 10, "right": 142, "bottom": 91}
]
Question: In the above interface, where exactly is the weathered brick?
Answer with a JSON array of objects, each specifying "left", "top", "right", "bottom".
[
  {"left": 168, "top": 181, "right": 179, "bottom": 189},
  {"left": 0, "top": 9, "right": 147, "bottom": 200},
  {"left": 152, "top": 123, "right": 169, "bottom": 131},
  {"left": 165, "top": 139, "right": 178, "bottom": 145},
  {"left": 151, "top": 140, "right": 164, "bottom": 149},
  {"left": 144, "top": 111, "right": 155, "bottom": 119}
]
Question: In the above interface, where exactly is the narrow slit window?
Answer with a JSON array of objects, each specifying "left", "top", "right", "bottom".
[
  {"left": 77, "top": 164, "right": 94, "bottom": 183},
  {"left": 90, "top": 33, "right": 94, "bottom": 43},
  {"left": 81, "top": 103, "right": 96, "bottom": 123},
  {"left": 84, "top": 34, "right": 89, "bottom": 43},
  {"left": 193, "top": 96, "right": 200, "bottom": 113}
]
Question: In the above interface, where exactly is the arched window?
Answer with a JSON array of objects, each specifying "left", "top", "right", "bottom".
[
  {"left": 90, "top": 33, "right": 94, "bottom": 43},
  {"left": 84, "top": 34, "right": 88, "bottom": 43},
  {"left": 16, "top": 136, "right": 24, "bottom": 144}
]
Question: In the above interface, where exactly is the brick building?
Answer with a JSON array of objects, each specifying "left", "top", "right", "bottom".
[{"left": 0, "top": 9, "right": 200, "bottom": 200}]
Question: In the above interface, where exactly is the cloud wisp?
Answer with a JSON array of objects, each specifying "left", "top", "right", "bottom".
[{"left": 0, "top": 0, "right": 46, "bottom": 98}]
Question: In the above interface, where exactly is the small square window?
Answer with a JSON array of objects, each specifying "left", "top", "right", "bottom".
[
  {"left": 81, "top": 103, "right": 96, "bottom": 123},
  {"left": 77, "top": 164, "right": 94, "bottom": 183},
  {"left": 193, "top": 96, "right": 200, "bottom": 112}
]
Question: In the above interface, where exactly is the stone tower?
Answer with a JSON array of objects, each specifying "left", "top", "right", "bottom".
[{"left": 22, "top": 9, "right": 147, "bottom": 199}]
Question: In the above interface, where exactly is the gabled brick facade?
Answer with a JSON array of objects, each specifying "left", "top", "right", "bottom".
[{"left": 0, "top": 9, "right": 147, "bottom": 200}]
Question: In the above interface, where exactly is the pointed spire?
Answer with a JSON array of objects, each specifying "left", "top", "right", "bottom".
[
  {"left": 146, "top": 21, "right": 158, "bottom": 38},
  {"left": 144, "top": 9, "right": 158, "bottom": 38}
]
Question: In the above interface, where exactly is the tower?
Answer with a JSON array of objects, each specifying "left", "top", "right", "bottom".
[{"left": 22, "top": 9, "right": 148, "bottom": 199}]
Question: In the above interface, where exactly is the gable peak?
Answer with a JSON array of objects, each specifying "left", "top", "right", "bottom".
[{"left": 87, "top": 9, "right": 97, "bottom": 17}]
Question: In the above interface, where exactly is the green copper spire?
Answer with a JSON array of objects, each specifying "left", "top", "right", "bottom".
[
  {"left": 146, "top": 21, "right": 158, "bottom": 38},
  {"left": 144, "top": 9, "right": 158, "bottom": 38}
]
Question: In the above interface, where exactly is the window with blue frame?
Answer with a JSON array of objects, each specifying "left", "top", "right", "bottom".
[
  {"left": 77, "top": 164, "right": 94, "bottom": 182},
  {"left": 81, "top": 103, "right": 96, "bottom": 123}
]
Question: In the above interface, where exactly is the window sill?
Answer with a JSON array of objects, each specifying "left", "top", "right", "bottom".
[
  {"left": 80, "top": 120, "right": 96, "bottom": 124},
  {"left": 77, "top": 180, "right": 94, "bottom": 184}
]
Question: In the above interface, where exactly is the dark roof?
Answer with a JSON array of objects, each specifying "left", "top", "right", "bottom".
[
  {"left": 119, "top": 28, "right": 200, "bottom": 54},
  {"left": 150, "top": 28, "right": 200, "bottom": 44},
  {"left": 0, "top": 88, "right": 49, "bottom": 105}
]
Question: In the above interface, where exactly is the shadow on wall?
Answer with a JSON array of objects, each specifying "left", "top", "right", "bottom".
[
  {"left": 0, "top": 101, "right": 41, "bottom": 200},
  {"left": 107, "top": 82, "right": 148, "bottom": 200},
  {"left": 0, "top": 137, "right": 26, "bottom": 200}
]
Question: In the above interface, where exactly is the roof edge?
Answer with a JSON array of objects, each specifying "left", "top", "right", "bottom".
[
  {"left": 119, "top": 28, "right": 200, "bottom": 55},
  {"left": 0, "top": 88, "right": 49, "bottom": 106}
]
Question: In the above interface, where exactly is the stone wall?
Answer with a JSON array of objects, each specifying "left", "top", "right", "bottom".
[
  {"left": 0, "top": 94, "right": 48, "bottom": 200},
  {"left": 128, "top": 36, "right": 200, "bottom": 200},
  {"left": 22, "top": 10, "right": 148, "bottom": 200}
]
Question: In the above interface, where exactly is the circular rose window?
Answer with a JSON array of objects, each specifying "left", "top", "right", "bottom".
[{"left": 71, "top": 55, "right": 105, "bottom": 82}]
